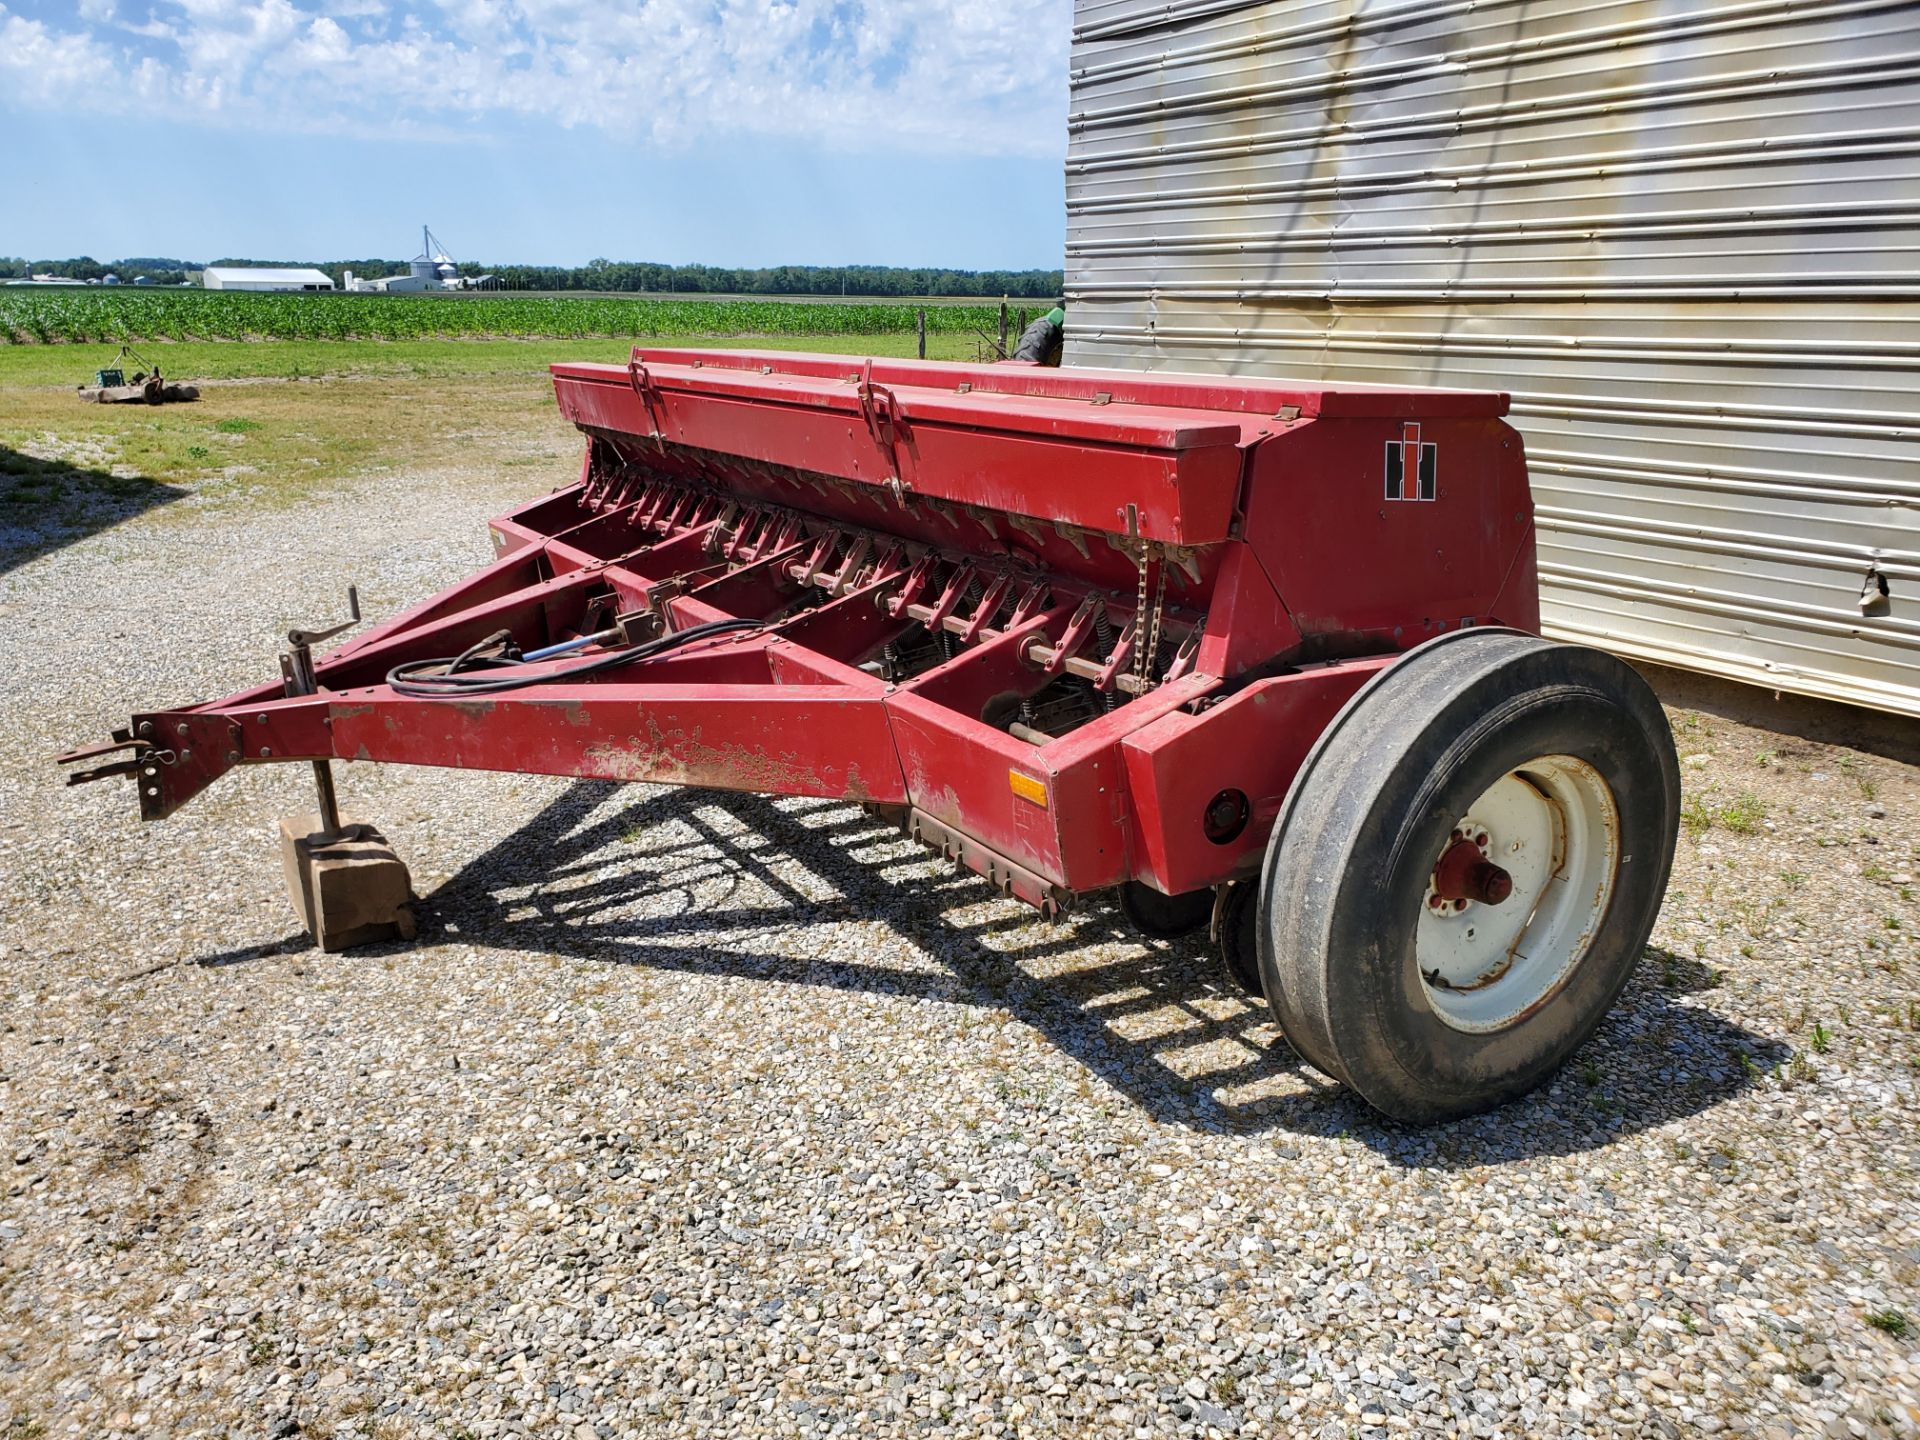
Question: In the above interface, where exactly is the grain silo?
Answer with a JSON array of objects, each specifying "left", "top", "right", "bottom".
[{"left": 411, "top": 226, "right": 461, "bottom": 287}]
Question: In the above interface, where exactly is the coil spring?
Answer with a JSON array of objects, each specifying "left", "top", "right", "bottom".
[
  {"left": 1092, "top": 600, "right": 1117, "bottom": 711},
  {"left": 964, "top": 577, "right": 987, "bottom": 631}
]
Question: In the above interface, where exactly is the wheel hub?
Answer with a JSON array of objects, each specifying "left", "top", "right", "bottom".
[
  {"left": 1415, "top": 757, "right": 1620, "bottom": 1033},
  {"left": 1428, "top": 826, "right": 1513, "bottom": 911}
]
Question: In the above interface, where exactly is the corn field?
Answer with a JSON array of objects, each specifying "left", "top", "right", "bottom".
[{"left": 0, "top": 290, "right": 1010, "bottom": 344}]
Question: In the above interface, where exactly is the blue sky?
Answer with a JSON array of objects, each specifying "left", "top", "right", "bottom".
[{"left": 0, "top": 1, "right": 1070, "bottom": 268}]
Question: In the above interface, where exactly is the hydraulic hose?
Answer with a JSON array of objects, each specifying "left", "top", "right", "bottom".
[{"left": 386, "top": 617, "right": 763, "bottom": 698}]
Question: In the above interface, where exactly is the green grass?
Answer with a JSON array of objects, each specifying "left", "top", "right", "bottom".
[
  {"left": 0, "top": 330, "right": 984, "bottom": 523},
  {"left": 0, "top": 331, "right": 980, "bottom": 388},
  {"left": 1718, "top": 792, "right": 1767, "bottom": 835},
  {"left": 0, "top": 288, "right": 1003, "bottom": 346},
  {"left": 1681, "top": 794, "right": 1714, "bottom": 838},
  {"left": 1866, "top": 1307, "right": 1910, "bottom": 1339},
  {"left": 0, "top": 444, "right": 151, "bottom": 504},
  {"left": 1679, "top": 789, "right": 1768, "bottom": 838}
]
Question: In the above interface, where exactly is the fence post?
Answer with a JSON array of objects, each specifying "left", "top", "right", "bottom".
[
  {"left": 917, "top": 308, "right": 927, "bottom": 360},
  {"left": 998, "top": 299, "right": 1009, "bottom": 355}
]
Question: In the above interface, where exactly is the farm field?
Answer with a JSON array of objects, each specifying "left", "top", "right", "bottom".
[
  {"left": 0, "top": 288, "right": 1013, "bottom": 345},
  {"left": 431, "top": 290, "right": 1026, "bottom": 306}
]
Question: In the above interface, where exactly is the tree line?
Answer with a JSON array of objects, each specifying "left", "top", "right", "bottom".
[
  {"left": 0, "top": 256, "right": 198, "bottom": 286},
  {"left": 0, "top": 255, "right": 1064, "bottom": 299}
]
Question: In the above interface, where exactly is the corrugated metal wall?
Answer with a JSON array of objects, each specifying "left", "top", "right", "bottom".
[{"left": 1064, "top": 0, "right": 1920, "bottom": 716}]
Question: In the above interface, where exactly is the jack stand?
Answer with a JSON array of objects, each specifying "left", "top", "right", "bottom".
[{"left": 276, "top": 587, "right": 418, "bottom": 951}]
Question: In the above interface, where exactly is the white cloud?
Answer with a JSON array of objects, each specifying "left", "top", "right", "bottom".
[
  {"left": 0, "top": 0, "right": 1070, "bottom": 158},
  {"left": 295, "top": 13, "right": 349, "bottom": 62},
  {"left": 0, "top": 10, "right": 123, "bottom": 106}
]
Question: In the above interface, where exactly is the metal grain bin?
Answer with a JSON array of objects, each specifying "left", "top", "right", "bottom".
[{"left": 1064, "top": 0, "right": 1920, "bottom": 716}]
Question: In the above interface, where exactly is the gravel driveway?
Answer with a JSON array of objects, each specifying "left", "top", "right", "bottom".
[{"left": 2, "top": 459, "right": 1916, "bottom": 1440}]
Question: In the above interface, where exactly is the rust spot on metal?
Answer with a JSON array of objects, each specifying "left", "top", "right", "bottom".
[
  {"left": 581, "top": 714, "right": 837, "bottom": 795},
  {"left": 527, "top": 699, "right": 595, "bottom": 729}
]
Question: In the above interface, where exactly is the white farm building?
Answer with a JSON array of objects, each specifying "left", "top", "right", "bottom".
[{"left": 202, "top": 266, "right": 334, "bottom": 292}]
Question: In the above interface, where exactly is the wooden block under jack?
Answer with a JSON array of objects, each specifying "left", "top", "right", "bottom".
[{"left": 279, "top": 813, "right": 418, "bottom": 952}]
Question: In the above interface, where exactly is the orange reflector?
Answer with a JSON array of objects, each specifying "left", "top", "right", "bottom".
[{"left": 1008, "top": 770, "right": 1048, "bottom": 807}]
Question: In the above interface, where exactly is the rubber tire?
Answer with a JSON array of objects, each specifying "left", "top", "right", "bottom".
[
  {"left": 1011, "top": 314, "right": 1063, "bottom": 366},
  {"left": 1119, "top": 881, "right": 1212, "bottom": 938},
  {"left": 1257, "top": 629, "right": 1680, "bottom": 1123},
  {"left": 1215, "top": 881, "right": 1261, "bottom": 995}
]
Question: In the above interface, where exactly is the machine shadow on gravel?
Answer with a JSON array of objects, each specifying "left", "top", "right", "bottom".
[
  {"left": 403, "top": 780, "right": 1786, "bottom": 1161},
  {"left": 0, "top": 446, "right": 186, "bottom": 575}
]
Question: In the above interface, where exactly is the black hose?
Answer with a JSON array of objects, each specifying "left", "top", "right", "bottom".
[
  {"left": 450, "top": 628, "right": 517, "bottom": 673},
  {"left": 386, "top": 617, "right": 763, "bottom": 697}
]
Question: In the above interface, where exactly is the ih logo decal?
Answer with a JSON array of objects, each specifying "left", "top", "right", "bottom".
[{"left": 1385, "top": 423, "right": 1437, "bottom": 501}]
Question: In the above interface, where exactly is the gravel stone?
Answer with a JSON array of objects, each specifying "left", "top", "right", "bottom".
[{"left": 1, "top": 456, "right": 1917, "bottom": 1438}]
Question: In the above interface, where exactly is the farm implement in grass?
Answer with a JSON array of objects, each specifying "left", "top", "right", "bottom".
[
  {"left": 75, "top": 344, "right": 199, "bottom": 404},
  {"left": 59, "top": 348, "right": 1680, "bottom": 1120}
]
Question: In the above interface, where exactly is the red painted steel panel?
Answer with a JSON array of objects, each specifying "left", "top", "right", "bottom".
[
  {"left": 884, "top": 690, "right": 1072, "bottom": 885},
  {"left": 590, "top": 349, "right": 1509, "bottom": 420},
  {"left": 557, "top": 360, "right": 1251, "bottom": 449},
  {"left": 1490, "top": 522, "right": 1544, "bottom": 635},
  {"left": 328, "top": 686, "right": 907, "bottom": 804},
  {"left": 1119, "top": 658, "right": 1395, "bottom": 896},
  {"left": 1236, "top": 416, "right": 1535, "bottom": 648},
  {"left": 550, "top": 368, "right": 1245, "bottom": 546},
  {"left": 1193, "top": 544, "right": 1300, "bottom": 678},
  {"left": 882, "top": 637, "right": 1213, "bottom": 893},
  {"left": 1019, "top": 673, "right": 1219, "bottom": 889}
]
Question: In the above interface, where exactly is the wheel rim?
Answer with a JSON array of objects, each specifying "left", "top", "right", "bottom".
[{"left": 1415, "top": 754, "right": 1619, "bottom": 1033}]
